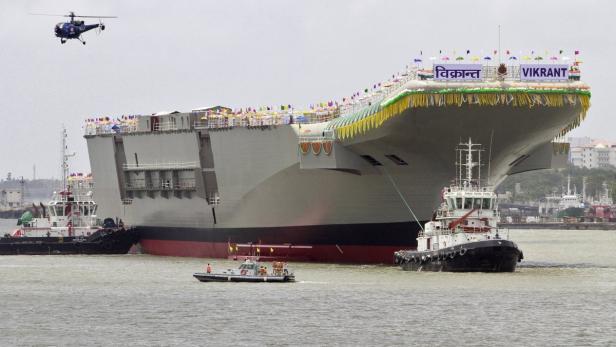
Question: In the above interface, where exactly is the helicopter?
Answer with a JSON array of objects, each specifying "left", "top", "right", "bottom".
[{"left": 31, "top": 11, "right": 117, "bottom": 45}]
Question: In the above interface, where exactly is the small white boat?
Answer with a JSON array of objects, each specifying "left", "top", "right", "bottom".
[{"left": 193, "top": 259, "right": 295, "bottom": 283}]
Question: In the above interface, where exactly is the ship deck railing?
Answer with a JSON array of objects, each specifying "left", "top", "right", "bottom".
[
  {"left": 125, "top": 181, "right": 197, "bottom": 191},
  {"left": 445, "top": 185, "right": 496, "bottom": 193},
  {"left": 192, "top": 112, "right": 338, "bottom": 130},
  {"left": 123, "top": 162, "right": 199, "bottom": 171},
  {"left": 298, "top": 130, "right": 336, "bottom": 143},
  {"left": 124, "top": 178, "right": 197, "bottom": 188},
  {"left": 437, "top": 209, "right": 499, "bottom": 218}
]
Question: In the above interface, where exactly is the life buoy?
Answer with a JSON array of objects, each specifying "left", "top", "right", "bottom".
[{"left": 240, "top": 269, "right": 247, "bottom": 275}]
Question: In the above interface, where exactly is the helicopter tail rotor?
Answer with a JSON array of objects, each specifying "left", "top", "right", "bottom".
[{"left": 97, "top": 19, "right": 106, "bottom": 34}]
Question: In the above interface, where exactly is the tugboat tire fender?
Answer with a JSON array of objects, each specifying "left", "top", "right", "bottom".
[
  {"left": 449, "top": 252, "right": 455, "bottom": 259},
  {"left": 460, "top": 248, "right": 467, "bottom": 256}
]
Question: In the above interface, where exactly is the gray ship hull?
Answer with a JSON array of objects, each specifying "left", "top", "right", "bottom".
[{"left": 85, "top": 98, "right": 582, "bottom": 263}]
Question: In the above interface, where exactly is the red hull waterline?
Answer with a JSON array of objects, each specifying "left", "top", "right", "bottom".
[{"left": 139, "top": 239, "right": 408, "bottom": 264}]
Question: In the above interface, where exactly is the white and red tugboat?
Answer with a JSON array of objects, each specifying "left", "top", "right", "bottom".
[
  {"left": 394, "top": 139, "right": 523, "bottom": 272},
  {"left": 0, "top": 128, "right": 138, "bottom": 255}
]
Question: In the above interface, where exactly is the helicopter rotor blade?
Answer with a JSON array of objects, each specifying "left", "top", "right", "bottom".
[
  {"left": 71, "top": 15, "right": 118, "bottom": 18},
  {"left": 29, "top": 12, "right": 117, "bottom": 18},
  {"left": 29, "top": 13, "right": 68, "bottom": 17}
]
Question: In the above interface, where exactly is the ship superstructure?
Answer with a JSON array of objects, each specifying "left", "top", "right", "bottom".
[{"left": 84, "top": 57, "right": 590, "bottom": 263}]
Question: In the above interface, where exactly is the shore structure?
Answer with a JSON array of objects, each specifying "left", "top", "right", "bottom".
[{"left": 84, "top": 57, "right": 590, "bottom": 263}]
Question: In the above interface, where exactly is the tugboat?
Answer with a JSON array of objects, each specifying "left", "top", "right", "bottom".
[
  {"left": 394, "top": 139, "right": 523, "bottom": 272},
  {"left": 0, "top": 128, "right": 139, "bottom": 255},
  {"left": 193, "top": 259, "right": 295, "bottom": 282}
]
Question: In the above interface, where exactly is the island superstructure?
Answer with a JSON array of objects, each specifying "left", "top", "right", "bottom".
[{"left": 84, "top": 58, "right": 590, "bottom": 263}]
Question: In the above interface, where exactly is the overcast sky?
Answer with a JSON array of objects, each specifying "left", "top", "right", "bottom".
[{"left": 1, "top": 0, "right": 614, "bottom": 179}]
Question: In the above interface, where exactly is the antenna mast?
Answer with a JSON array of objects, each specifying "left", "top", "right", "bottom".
[
  {"left": 19, "top": 176, "right": 25, "bottom": 207},
  {"left": 61, "top": 126, "right": 76, "bottom": 191}
]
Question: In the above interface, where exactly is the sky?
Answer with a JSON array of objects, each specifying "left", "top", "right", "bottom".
[{"left": 0, "top": 0, "right": 614, "bottom": 179}]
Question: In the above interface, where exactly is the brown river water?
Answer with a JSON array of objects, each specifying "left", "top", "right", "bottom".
[{"left": 1, "top": 219, "right": 615, "bottom": 346}]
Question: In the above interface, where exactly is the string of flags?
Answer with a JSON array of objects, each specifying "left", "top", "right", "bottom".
[
  {"left": 412, "top": 49, "right": 582, "bottom": 63},
  {"left": 85, "top": 48, "right": 585, "bottom": 134}
]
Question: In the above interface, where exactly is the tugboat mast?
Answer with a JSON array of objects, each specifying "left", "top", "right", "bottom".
[
  {"left": 61, "top": 126, "right": 75, "bottom": 192},
  {"left": 456, "top": 138, "right": 483, "bottom": 188}
]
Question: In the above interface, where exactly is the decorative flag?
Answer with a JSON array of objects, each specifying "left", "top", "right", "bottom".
[
  {"left": 466, "top": 49, "right": 470, "bottom": 55},
  {"left": 575, "top": 50, "right": 580, "bottom": 55},
  {"left": 420, "top": 50, "right": 423, "bottom": 55},
  {"left": 506, "top": 50, "right": 510, "bottom": 55},
  {"left": 559, "top": 49, "right": 563, "bottom": 55},
  {"left": 493, "top": 49, "right": 497, "bottom": 54}
]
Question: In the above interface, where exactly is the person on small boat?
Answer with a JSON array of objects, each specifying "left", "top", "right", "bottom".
[{"left": 206, "top": 263, "right": 212, "bottom": 273}]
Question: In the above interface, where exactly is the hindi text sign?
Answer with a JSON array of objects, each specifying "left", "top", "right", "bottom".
[{"left": 433, "top": 64, "right": 483, "bottom": 81}]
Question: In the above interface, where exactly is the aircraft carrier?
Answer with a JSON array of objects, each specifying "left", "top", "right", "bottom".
[{"left": 84, "top": 61, "right": 590, "bottom": 263}]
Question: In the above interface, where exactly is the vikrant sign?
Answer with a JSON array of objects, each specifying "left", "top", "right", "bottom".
[{"left": 519, "top": 64, "right": 569, "bottom": 81}]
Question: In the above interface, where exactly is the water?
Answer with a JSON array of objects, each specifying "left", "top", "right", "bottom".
[{"left": 1, "top": 219, "right": 616, "bottom": 346}]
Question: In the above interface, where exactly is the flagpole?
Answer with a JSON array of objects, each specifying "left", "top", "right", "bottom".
[{"left": 498, "top": 24, "right": 501, "bottom": 64}]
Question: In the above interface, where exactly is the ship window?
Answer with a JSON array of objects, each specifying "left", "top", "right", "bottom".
[
  {"left": 474, "top": 198, "right": 482, "bottom": 209},
  {"left": 482, "top": 198, "right": 491, "bottom": 209},
  {"left": 456, "top": 198, "right": 462, "bottom": 209},
  {"left": 464, "top": 198, "right": 472, "bottom": 209},
  {"left": 240, "top": 263, "right": 252, "bottom": 270},
  {"left": 448, "top": 198, "right": 455, "bottom": 209}
]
